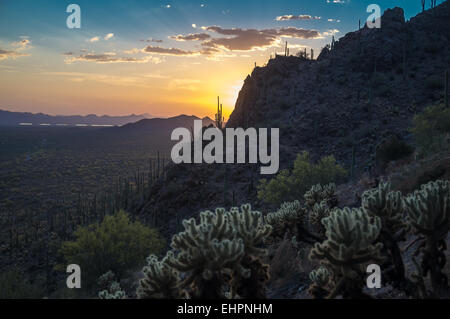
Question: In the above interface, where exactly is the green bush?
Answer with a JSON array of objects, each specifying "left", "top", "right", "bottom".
[
  {"left": 0, "top": 271, "right": 45, "bottom": 299},
  {"left": 409, "top": 104, "right": 450, "bottom": 154},
  {"left": 257, "top": 151, "right": 347, "bottom": 205},
  {"left": 59, "top": 210, "right": 164, "bottom": 288}
]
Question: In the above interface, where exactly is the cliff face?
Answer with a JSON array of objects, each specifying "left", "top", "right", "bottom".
[
  {"left": 137, "top": 2, "right": 450, "bottom": 236},
  {"left": 227, "top": 4, "right": 450, "bottom": 169}
]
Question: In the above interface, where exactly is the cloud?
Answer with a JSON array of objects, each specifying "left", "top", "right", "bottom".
[
  {"left": 12, "top": 38, "right": 32, "bottom": 49},
  {"left": 0, "top": 37, "right": 32, "bottom": 60},
  {"left": 327, "top": 18, "right": 341, "bottom": 22},
  {"left": 138, "top": 25, "right": 321, "bottom": 59},
  {"left": 326, "top": 0, "right": 348, "bottom": 3},
  {"left": 140, "top": 38, "right": 164, "bottom": 43},
  {"left": 142, "top": 45, "right": 200, "bottom": 56},
  {"left": 201, "top": 26, "right": 320, "bottom": 51},
  {"left": 168, "top": 78, "right": 201, "bottom": 91},
  {"left": 43, "top": 71, "right": 162, "bottom": 88},
  {"left": 89, "top": 36, "right": 100, "bottom": 43},
  {"left": 170, "top": 33, "right": 211, "bottom": 41},
  {"left": 322, "top": 29, "right": 340, "bottom": 36},
  {"left": 0, "top": 49, "right": 29, "bottom": 60},
  {"left": 104, "top": 33, "right": 115, "bottom": 40},
  {"left": 64, "top": 52, "right": 162, "bottom": 64},
  {"left": 276, "top": 15, "right": 321, "bottom": 21}
]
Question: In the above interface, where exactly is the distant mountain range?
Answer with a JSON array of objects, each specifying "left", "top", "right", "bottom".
[
  {"left": 118, "top": 114, "right": 215, "bottom": 133},
  {"left": 0, "top": 109, "right": 154, "bottom": 126}
]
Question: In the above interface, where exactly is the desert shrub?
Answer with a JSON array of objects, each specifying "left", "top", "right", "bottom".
[
  {"left": 375, "top": 135, "right": 414, "bottom": 168},
  {"left": 409, "top": 104, "right": 450, "bottom": 154},
  {"left": 257, "top": 151, "right": 347, "bottom": 205},
  {"left": 0, "top": 270, "right": 45, "bottom": 299},
  {"left": 59, "top": 210, "right": 164, "bottom": 288}
]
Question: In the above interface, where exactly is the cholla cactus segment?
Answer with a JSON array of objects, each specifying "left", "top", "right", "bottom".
[
  {"left": 304, "top": 183, "right": 338, "bottom": 208},
  {"left": 99, "top": 281, "right": 126, "bottom": 299},
  {"left": 137, "top": 254, "right": 185, "bottom": 299},
  {"left": 97, "top": 270, "right": 116, "bottom": 288},
  {"left": 309, "top": 266, "right": 330, "bottom": 287},
  {"left": 228, "top": 204, "right": 272, "bottom": 257},
  {"left": 403, "top": 180, "right": 450, "bottom": 236},
  {"left": 311, "top": 207, "right": 383, "bottom": 266},
  {"left": 168, "top": 209, "right": 244, "bottom": 273},
  {"left": 309, "top": 200, "right": 331, "bottom": 237},
  {"left": 310, "top": 207, "right": 383, "bottom": 298},
  {"left": 265, "top": 200, "right": 307, "bottom": 230},
  {"left": 403, "top": 180, "right": 450, "bottom": 295},
  {"left": 308, "top": 266, "right": 331, "bottom": 299},
  {"left": 362, "top": 182, "right": 404, "bottom": 232}
]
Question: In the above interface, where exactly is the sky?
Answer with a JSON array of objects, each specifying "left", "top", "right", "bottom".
[{"left": 0, "top": 0, "right": 430, "bottom": 118}]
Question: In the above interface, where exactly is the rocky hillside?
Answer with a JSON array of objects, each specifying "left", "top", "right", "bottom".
[{"left": 136, "top": 2, "right": 450, "bottom": 236}]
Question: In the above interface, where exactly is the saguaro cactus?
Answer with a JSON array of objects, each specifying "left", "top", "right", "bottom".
[{"left": 215, "top": 96, "right": 224, "bottom": 129}]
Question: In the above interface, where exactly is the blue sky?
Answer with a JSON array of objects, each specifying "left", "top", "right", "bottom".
[{"left": 0, "top": 0, "right": 439, "bottom": 117}]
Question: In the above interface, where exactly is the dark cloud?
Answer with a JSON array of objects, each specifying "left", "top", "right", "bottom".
[
  {"left": 201, "top": 26, "right": 320, "bottom": 51},
  {"left": 276, "top": 15, "right": 321, "bottom": 21},
  {"left": 140, "top": 38, "right": 163, "bottom": 43},
  {"left": 142, "top": 45, "right": 199, "bottom": 56},
  {"left": 170, "top": 33, "right": 211, "bottom": 41},
  {"left": 0, "top": 49, "right": 28, "bottom": 60},
  {"left": 65, "top": 53, "right": 158, "bottom": 64}
]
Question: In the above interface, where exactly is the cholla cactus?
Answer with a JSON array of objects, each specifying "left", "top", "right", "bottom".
[
  {"left": 362, "top": 182, "right": 405, "bottom": 234},
  {"left": 304, "top": 183, "right": 338, "bottom": 208},
  {"left": 265, "top": 201, "right": 306, "bottom": 237},
  {"left": 99, "top": 281, "right": 126, "bottom": 299},
  {"left": 228, "top": 205, "right": 272, "bottom": 299},
  {"left": 98, "top": 271, "right": 126, "bottom": 299},
  {"left": 167, "top": 208, "right": 244, "bottom": 299},
  {"left": 309, "top": 200, "right": 331, "bottom": 238},
  {"left": 362, "top": 182, "right": 408, "bottom": 285},
  {"left": 265, "top": 201, "right": 320, "bottom": 244},
  {"left": 403, "top": 180, "right": 450, "bottom": 296},
  {"left": 137, "top": 255, "right": 186, "bottom": 299},
  {"left": 310, "top": 207, "right": 383, "bottom": 298},
  {"left": 138, "top": 205, "right": 272, "bottom": 299},
  {"left": 309, "top": 266, "right": 331, "bottom": 299}
]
